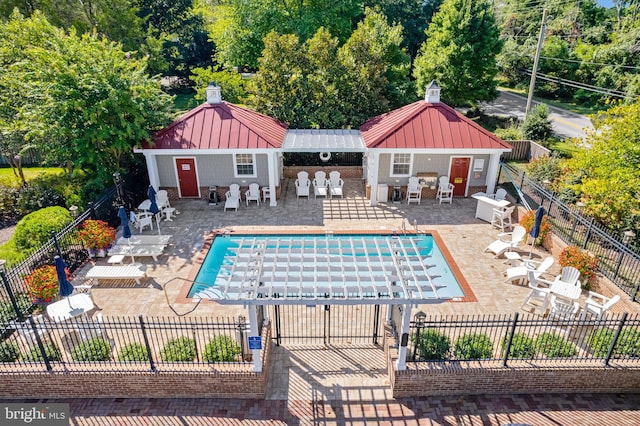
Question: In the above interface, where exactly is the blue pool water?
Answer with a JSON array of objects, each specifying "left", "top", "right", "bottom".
[{"left": 189, "top": 233, "right": 465, "bottom": 300}]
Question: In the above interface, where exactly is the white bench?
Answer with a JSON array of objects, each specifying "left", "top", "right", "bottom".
[
  {"left": 86, "top": 265, "right": 146, "bottom": 285},
  {"left": 107, "top": 244, "right": 165, "bottom": 262}
]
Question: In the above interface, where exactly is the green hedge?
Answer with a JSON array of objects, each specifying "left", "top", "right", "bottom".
[
  {"left": 160, "top": 337, "right": 196, "bottom": 362},
  {"left": 203, "top": 336, "right": 242, "bottom": 362}
]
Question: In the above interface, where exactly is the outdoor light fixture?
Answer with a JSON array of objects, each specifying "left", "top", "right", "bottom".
[
  {"left": 623, "top": 230, "right": 636, "bottom": 245},
  {"left": 113, "top": 172, "right": 123, "bottom": 204},
  {"left": 69, "top": 205, "right": 78, "bottom": 218}
]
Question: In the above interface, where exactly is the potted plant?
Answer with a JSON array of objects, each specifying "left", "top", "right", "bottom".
[
  {"left": 558, "top": 245, "right": 598, "bottom": 289},
  {"left": 78, "top": 219, "right": 116, "bottom": 257},
  {"left": 25, "top": 265, "right": 63, "bottom": 304},
  {"left": 519, "top": 210, "right": 552, "bottom": 246}
]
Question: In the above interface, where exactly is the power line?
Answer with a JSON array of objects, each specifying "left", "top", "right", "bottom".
[
  {"left": 537, "top": 56, "right": 640, "bottom": 71},
  {"left": 521, "top": 69, "right": 638, "bottom": 98}
]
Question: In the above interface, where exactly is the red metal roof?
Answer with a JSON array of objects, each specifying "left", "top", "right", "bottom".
[
  {"left": 359, "top": 101, "right": 511, "bottom": 150},
  {"left": 142, "top": 102, "right": 288, "bottom": 150}
]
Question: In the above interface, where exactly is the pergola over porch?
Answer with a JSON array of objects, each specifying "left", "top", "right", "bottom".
[{"left": 193, "top": 233, "right": 453, "bottom": 373}]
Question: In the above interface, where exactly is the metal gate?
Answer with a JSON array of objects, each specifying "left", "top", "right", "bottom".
[{"left": 268, "top": 304, "right": 386, "bottom": 346}]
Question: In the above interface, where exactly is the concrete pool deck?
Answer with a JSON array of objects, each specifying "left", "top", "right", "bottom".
[{"left": 76, "top": 178, "right": 636, "bottom": 319}]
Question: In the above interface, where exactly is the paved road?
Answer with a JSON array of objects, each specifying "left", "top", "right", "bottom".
[{"left": 481, "top": 90, "right": 594, "bottom": 140}]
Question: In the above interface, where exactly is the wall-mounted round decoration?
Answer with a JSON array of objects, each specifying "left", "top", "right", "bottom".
[{"left": 319, "top": 152, "right": 331, "bottom": 162}]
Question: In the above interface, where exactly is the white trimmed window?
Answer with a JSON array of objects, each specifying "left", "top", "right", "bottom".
[
  {"left": 391, "top": 153, "right": 412, "bottom": 176},
  {"left": 234, "top": 153, "right": 256, "bottom": 177}
]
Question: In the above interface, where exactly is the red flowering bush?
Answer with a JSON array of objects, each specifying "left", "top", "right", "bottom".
[
  {"left": 25, "top": 265, "right": 62, "bottom": 303},
  {"left": 519, "top": 210, "right": 552, "bottom": 246},
  {"left": 559, "top": 246, "right": 598, "bottom": 282},
  {"left": 78, "top": 219, "right": 116, "bottom": 251}
]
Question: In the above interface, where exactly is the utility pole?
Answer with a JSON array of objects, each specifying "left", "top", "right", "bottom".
[{"left": 526, "top": 9, "right": 548, "bottom": 115}]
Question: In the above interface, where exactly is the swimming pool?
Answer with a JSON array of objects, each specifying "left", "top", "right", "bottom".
[{"left": 188, "top": 232, "right": 469, "bottom": 302}]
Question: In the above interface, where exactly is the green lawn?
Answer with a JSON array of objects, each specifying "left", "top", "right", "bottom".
[{"left": 0, "top": 167, "right": 64, "bottom": 187}]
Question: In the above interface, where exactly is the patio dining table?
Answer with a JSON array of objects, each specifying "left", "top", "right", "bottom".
[{"left": 549, "top": 279, "right": 582, "bottom": 301}]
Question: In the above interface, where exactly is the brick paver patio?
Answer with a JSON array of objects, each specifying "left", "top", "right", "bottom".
[{"left": 17, "top": 178, "right": 638, "bottom": 424}]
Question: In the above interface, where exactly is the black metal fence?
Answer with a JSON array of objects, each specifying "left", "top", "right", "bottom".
[
  {"left": 0, "top": 186, "right": 119, "bottom": 324},
  {"left": 406, "top": 312, "right": 640, "bottom": 366},
  {"left": 498, "top": 162, "right": 640, "bottom": 301},
  {"left": 0, "top": 314, "right": 252, "bottom": 373}
]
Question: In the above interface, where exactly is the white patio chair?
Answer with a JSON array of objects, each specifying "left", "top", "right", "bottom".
[
  {"left": 579, "top": 292, "right": 621, "bottom": 320},
  {"left": 245, "top": 183, "right": 261, "bottom": 206},
  {"left": 406, "top": 177, "right": 422, "bottom": 205},
  {"left": 485, "top": 225, "right": 526, "bottom": 258},
  {"left": 329, "top": 171, "right": 343, "bottom": 198},
  {"left": 295, "top": 171, "right": 310, "bottom": 199},
  {"left": 313, "top": 171, "right": 328, "bottom": 198},
  {"left": 131, "top": 212, "right": 153, "bottom": 233},
  {"left": 491, "top": 205, "right": 515, "bottom": 232},
  {"left": 505, "top": 256, "right": 554, "bottom": 285},
  {"left": 224, "top": 190, "right": 240, "bottom": 211},
  {"left": 157, "top": 189, "right": 171, "bottom": 210},
  {"left": 558, "top": 266, "right": 581, "bottom": 286},
  {"left": 521, "top": 270, "right": 552, "bottom": 315},
  {"left": 547, "top": 294, "right": 580, "bottom": 337},
  {"left": 437, "top": 178, "right": 454, "bottom": 204},
  {"left": 490, "top": 188, "right": 508, "bottom": 201}
]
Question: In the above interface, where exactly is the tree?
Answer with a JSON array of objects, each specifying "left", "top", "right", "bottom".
[
  {"left": 190, "top": 66, "right": 247, "bottom": 104},
  {"left": 413, "top": 0, "right": 503, "bottom": 106},
  {"left": 0, "top": 11, "right": 174, "bottom": 187},
  {"left": 560, "top": 101, "right": 640, "bottom": 233},
  {"left": 337, "top": 7, "right": 413, "bottom": 125},
  {"left": 249, "top": 8, "right": 413, "bottom": 128},
  {"left": 206, "top": 0, "right": 362, "bottom": 70},
  {"left": 521, "top": 105, "right": 553, "bottom": 142}
]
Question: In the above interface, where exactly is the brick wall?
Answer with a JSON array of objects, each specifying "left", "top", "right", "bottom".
[
  {"left": 0, "top": 325, "right": 272, "bottom": 399},
  {"left": 384, "top": 327, "right": 640, "bottom": 398}
]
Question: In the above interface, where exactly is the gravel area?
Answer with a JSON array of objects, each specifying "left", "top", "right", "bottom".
[{"left": 0, "top": 225, "right": 16, "bottom": 245}]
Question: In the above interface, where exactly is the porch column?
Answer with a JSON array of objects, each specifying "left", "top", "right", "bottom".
[
  {"left": 485, "top": 153, "right": 501, "bottom": 194},
  {"left": 395, "top": 303, "right": 412, "bottom": 371},
  {"left": 368, "top": 152, "right": 380, "bottom": 206},
  {"left": 248, "top": 304, "right": 263, "bottom": 372},
  {"left": 267, "top": 151, "right": 277, "bottom": 207},
  {"left": 144, "top": 153, "right": 160, "bottom": 189}
]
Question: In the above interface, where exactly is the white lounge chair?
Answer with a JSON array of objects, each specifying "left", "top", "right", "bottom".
[
  {"left": 329, "top": 171, "right": 343, "bottom": 198},
  {"left": 505, "top": 256, "right": 554, "bottom": 285},
  {"left": 485, "top": 225, "right": 527, "bottom": 258},
  {"left": 406, "top": 177, "right": 422, "bottom": 205},
  {"left": 116, "top": 235, "right": 172, "bottom": 246},
  {"left": 107, "top": 244, "right": 165, "bottom": 262},
  {"left": 580, "top": 292, "right": 621, "bottom": 320},
  {"left": 245, "top": 183, "right": 261, "bottom": 206},
  {"left": 86, "top": 265, "right": 146, "bottom": 285},
  {"left": 313, "top": 171, "right": 328, "bottom": 198},
  {"left": 295, "top": 171, "right": 310, "bottom": 199}
]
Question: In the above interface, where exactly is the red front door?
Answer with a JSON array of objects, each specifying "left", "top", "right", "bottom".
[
  {"left": 449, "top": 157, "right": 470, "bottom": 197},
  {"left": 175, "top": 158, "right": 199, "bottom": 197}
]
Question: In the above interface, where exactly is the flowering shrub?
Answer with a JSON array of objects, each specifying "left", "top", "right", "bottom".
[
  {"left": 78, "top": 219, "right": 116, "bottom": 251},
  {"left": 25, "top": 265, "right": 63, "bottom": 303},
  {"left": 519, "top": 210, "right": 552, "bottom": 246},
  {"left": 559, "top": 245, "right": 598, "bottom": 282}
]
